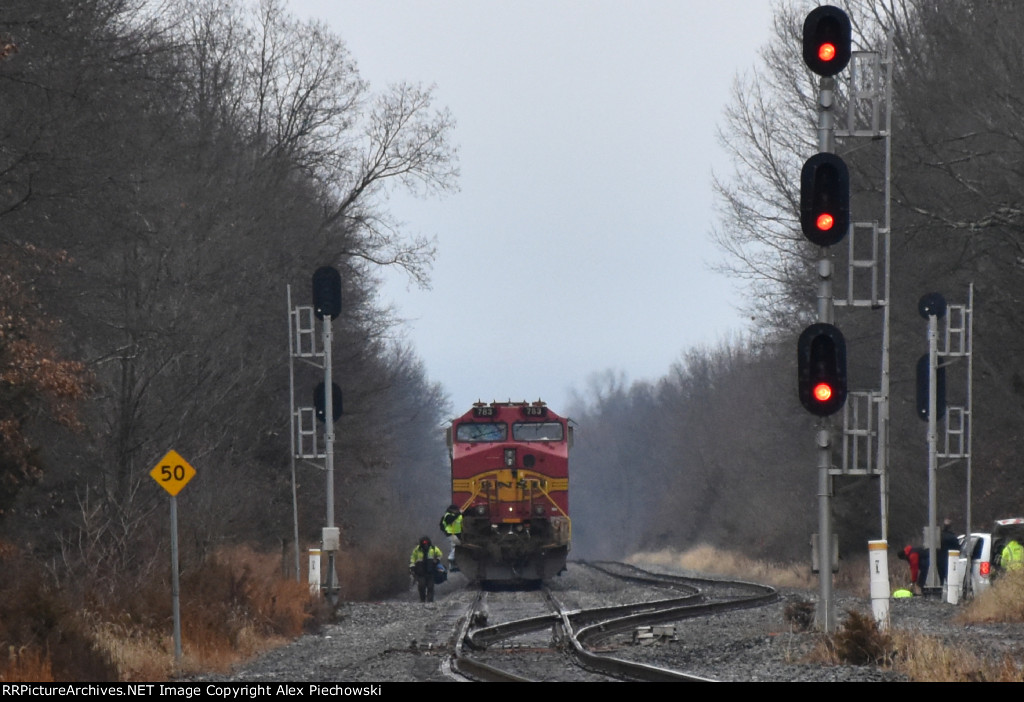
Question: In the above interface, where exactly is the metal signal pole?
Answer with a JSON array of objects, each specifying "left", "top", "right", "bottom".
[
  {"left": 815, "top": 75, "right": 837, "bottom": 634},
  {"left": 322, "top": 306, "right": 339, "bottom": 601},
  {"left": 800, "top": 5, "right": 854, "bottom": 633}
]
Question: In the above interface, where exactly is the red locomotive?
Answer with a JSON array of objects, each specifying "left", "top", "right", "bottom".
[{"left": 446, "top": 401, "right": 571, "bottom": 582}]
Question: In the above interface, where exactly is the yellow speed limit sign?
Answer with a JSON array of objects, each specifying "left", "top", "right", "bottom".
[{"left": 150, "top": 450, "right": 196, "bottom": 496}]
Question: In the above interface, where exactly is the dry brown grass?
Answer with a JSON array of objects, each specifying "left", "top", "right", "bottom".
[
  {"left": 0, "top": 542, "right": 327, "bottom": 682},
  {"left": 2, "top": 647, "right": 53, "bottom": 683},
  {"left": 802, "top": 610, "right": 894, "bottom": 666},
  {"left": 171, "top": 545, "right": 321, "bottom": 676},
  {"left": 87, "top": 618, "right": 170, "bottom": 682},
  {"left": 959, "top": 568, "right": 1024, "bottom": 624},
  {"left": 0, "top": 541, "right": 118, "bottom": 682},
  {"left": 901, "top": 568, "right": 1024, "bottom": 681},
  {"left": 890, "top": 631, "right": 1023, "bottom": 682},
  {"left": 631, "top": 545, "right": 818, "bottom": 589},
  {"left": 834, "top": 609, "right": 893, "bottom": 665},
  {"left": 632, "top": 545, "right": 880, "bottom": 596},
  {"left": 799, "top": 612, "right": 1024, "bottom": 680}
]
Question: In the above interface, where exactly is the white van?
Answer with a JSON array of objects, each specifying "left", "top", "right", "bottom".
[{"left": 960, "top": 517, "right": 1024, "bottom": 595}]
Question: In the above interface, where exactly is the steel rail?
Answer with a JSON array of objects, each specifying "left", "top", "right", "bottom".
[{"left": 450, "top": 561, "right": 776, "bottom": 682}]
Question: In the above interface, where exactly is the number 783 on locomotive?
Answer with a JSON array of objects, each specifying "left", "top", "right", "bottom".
[{"left": 445, "top": 401, "right": 572, "bottom": 583}]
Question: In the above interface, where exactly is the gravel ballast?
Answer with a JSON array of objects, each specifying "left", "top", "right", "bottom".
[{"left": 196, "top": 564, "right": 1024, "bottom": 683}]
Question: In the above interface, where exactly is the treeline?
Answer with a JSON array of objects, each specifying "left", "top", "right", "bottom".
[
  {"left": 0, "top": 0, "right": 455, "bottom": 599},
  {"left": 570, "top": 0, "right": 1024, "bottom": 563}
]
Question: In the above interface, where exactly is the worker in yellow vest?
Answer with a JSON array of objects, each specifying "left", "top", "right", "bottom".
[
  {"left": 1001, "top": 539, "right": 1023, "bottom": 572},
  {"left": 439, "top": 504, "right": 463, "bottom": 572},
  {"left": 409, "top": 536, "right": 443, "bottom": 603}
]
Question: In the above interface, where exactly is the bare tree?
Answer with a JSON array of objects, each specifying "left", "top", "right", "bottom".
[
  {"left": 710, "top": 2, "right": 823, "bottom": 332},
  {"left": 0, "top": 0, "right": 457, "bottom": 585},
  {"left": 171, "top": 0, "right": 459, "bottom": 286},
  {"left": 324, "top": 81, "right": 459, "bottom": 285}
]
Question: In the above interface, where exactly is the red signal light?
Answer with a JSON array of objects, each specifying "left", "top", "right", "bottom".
[
  {"left": 818, "top": 42, "right": 836, "bottom": 63},
  {"left": 813, "top": 382, "right": 833, "bottom": 403},
  {"left": 816, "top": 213, "right": 834, "bottom": 231}
]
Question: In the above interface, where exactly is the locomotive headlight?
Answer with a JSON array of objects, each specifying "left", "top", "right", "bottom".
[{"left": 504, "top": 448, "right": 516, "bottom": 467}]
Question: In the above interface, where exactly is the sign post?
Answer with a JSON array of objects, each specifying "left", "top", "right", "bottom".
[{"left": 150, "top": 449, "right": 196, "bottom": 664}]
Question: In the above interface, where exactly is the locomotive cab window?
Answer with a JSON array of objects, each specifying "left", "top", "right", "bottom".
[
  {"left": 512, "top": 422, "right": 564, "bottom": 442},
  {"left": 455, "top": 422, "right": 507, "bottom": 443}
]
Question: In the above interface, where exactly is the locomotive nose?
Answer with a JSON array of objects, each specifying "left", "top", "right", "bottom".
[{"left": 449, "top": 401, "right": 570, "bottom": 582}]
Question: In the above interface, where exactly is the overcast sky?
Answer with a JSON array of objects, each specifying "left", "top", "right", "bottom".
[{"left": 287, "top": 0, "right": 777, "bottom": 414}]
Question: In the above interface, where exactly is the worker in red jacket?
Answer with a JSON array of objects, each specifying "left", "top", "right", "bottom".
[{"left": 897, "top": 544, "right": 929, "bottom": 592}]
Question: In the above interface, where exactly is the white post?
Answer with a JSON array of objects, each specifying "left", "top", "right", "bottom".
[
  {"left": 868, "top": 540, "right": 890, "bottom": 629},
  {"left": 308, "top": 549, "right": 322, "bottom": 596},
  {"left": 946, "top": 549, "right": 962, "bottom": 604}
]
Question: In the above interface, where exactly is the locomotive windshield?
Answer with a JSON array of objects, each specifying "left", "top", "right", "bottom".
[
  {"left": 512, "top": 422, "right": 564, "bottom": 442},
  {"left": 455, "top": 422, "right": 507, "bottom": 442}
]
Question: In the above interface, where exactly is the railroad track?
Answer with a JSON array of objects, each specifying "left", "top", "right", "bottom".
[{"left": 447, "top": 561, "right": 778, "bottom": 682}]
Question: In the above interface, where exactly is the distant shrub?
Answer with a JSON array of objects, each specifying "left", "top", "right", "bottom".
[
  {"left": 0, "top": 541, "right": 118, "bottom": 682},
  {"left": 173, "top": 546, "right": 324, "bottom": 672},
  {"left": 0, "top": 541, "right": 330, "bottom": 681},
  {"left": 832, "top": 609, "right": 892, "bottom": 665},
  {"left": 783, "top": 598, "right": 815, "bottom": 632}
]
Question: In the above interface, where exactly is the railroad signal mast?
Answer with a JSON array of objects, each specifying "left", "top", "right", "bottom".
[
  {"left": 798, "top": 5, "right": 852, "bottom": 634},
  {"left": 917, "top": 287, "right": 975, "bottom": 595},
  {"left": 287, "top": 266, "right": 343, "bottom": 601},
  {"left": 799, "top": 4, "right": 897, "bottom": 630}
]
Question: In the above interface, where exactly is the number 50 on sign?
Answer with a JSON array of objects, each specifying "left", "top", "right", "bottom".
[{"left": 150, "top": 450, "right": 196, "bottom": 496}]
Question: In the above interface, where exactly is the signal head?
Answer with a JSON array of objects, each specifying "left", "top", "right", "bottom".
[
  {"left": 314, "top": 382, "right": 344, "bottom": 423},
  {"left": 800, "top": 152, "right": 850, "bottom": 246},
  {"left": 312, "top": 266, "right": 342, "bottom": 320},
  {"left": 803, "top": 5, "right": 852, "bottom": 77},
  {"left": 915, "top": 354, "right": 947, "bottom": 422},
  {"left": 797, "top": 323, "right": 848, "bottom": 417},
  {"left": 918, "top": 292, "right": 947, "bottom": 319}
]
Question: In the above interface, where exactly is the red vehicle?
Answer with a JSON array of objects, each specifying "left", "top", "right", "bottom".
[{"left": 446, "top": 401, "right": 571, "bottom": 582}]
